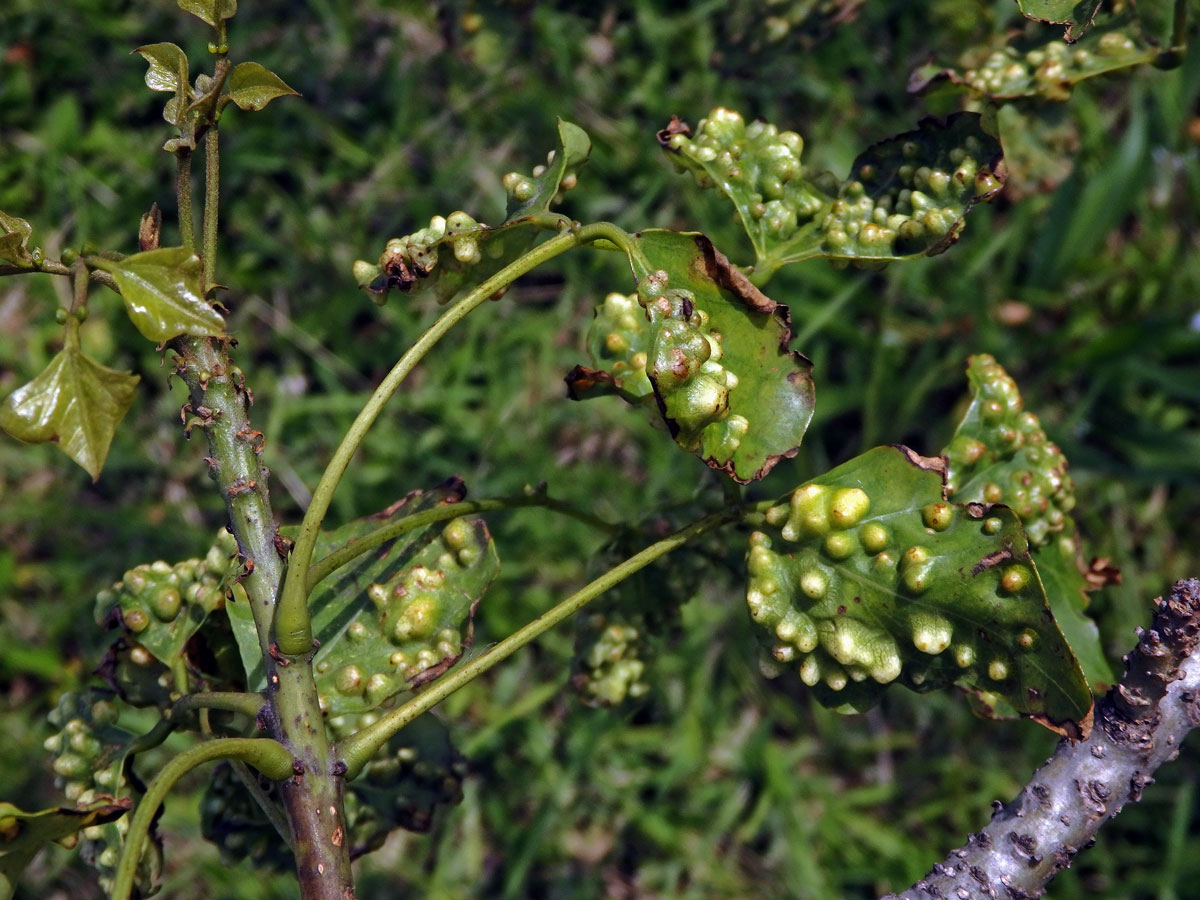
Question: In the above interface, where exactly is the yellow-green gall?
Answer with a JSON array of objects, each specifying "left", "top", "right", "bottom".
[
  {"left": 987, "top": 659, "right": 1010, "bottom": 681},
  {"left": 347, "top": 621, "right": 368, "bottom": 642},
  {"left": 441, "top": 518, "right": 473, "bottom": 551},
  {"left": 799, "top": 655, "right": 820, "bottom": 686},
  {"left": 860, "top": 523, "right": 889, "bottom": 554},
  {"left": 823, "top": 532, "right": 856, "bottom": 560},
  {"left": 982, "top": 517, "right": 1003, "bottom": 535},
  {"left": 830, "top": 488, "right": 870, "bottom": 529},
  {"left": 364, "top": 673, "right": 394, "bottom": 705},
  {"left": 334, "top": 665, "right": 364, "bottom": 695},
  {"left": 984, "top": 483, "right": 1004, "bottom": 503},
  {"left": 123, "top": 608, "right": 151, "bottom": 633},
  {"left": 952, "top": 644, "right": 975, "bottom": 668},
  {"left": 800, "top": 569, "right": 829, "bottom": 600},
  {"left": 824, "top": 664, "right": 848, "bottom": 692},
  {"left": 1000, "top": 565, "right": 1030, "bottom": 594},
  {"left": 1017, "top": 628, "right": 1037, "bottom": 650},
  {"left": 911, "top": 615, "right": 953, "bottom": 655},
  {"left": 921, "top": 503, "right": 954, "bottom": 532},
  {"left": 392, "top": 597, "right": 438, "bottom": 641}
]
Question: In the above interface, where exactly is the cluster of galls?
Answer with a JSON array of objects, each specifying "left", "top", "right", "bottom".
[
  {"left": 662, "top": 107, "right": 1002, "bottom": 263},
  {"left": 44, "top": 692, "right": 161, "bottom": 895},
  {"left": 642, "top": 280, "right": 750, "bottom": 458},
  {"left": 353, "top": 211, "right": 492, "bottom": 304},
  {"left": 662, "top": 107, "right": 827, "bottom": 245},
  {"left": 820, "top": 137, "right": 999, "bottom": 260},
  {"left": 944, "top": 354, "right": 1075, "bottom": 548},
  {"left": 571, "top": 612, "right": 650, "bottom": 707},
  {"left": 746, "top": 475, "right": 1041, "bottom": 711},
  {"left": 587, "top": 292, "right": 654, "bottom": 402},
  {"left": 313, "top": 518, "right": 487, "bottom": 716},
  {"left": 958, "top": 30, "right": 1145, "bottom": 100}
]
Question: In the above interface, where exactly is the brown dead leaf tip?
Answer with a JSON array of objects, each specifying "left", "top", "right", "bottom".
[
  {"left": 892, "top": 444, "right": 948, "bottom": 480},
  {"left": 692, "top": 234, "right": 776, "bottom": 314},
  {"left": 657, "top": 116, "right": 691, "bottom": 148},
  {"left": 565, "top": 365, "right": 618, "bottom": 400}
]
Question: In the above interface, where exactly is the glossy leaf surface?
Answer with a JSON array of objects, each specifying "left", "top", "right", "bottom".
[
  {"left": 134, "top": 43, "right": 191, "bottom": 128},
  {"left": 1016, "top": 0, "right": 1103, "bottom": 41},
  {"left": 0, "top": 799, "right": 127, "bottom": 900},
  {"left": 660, "top": 108, "right": 1004, "bottom": 280},
  {"left": 226, "top": 62, "right": 299, "bottom": 112},
  {"left": 746, "top": 445, "right": 1093, "bottom": 735},
  {"left": 0, "top": 210, "right": 35, "bottom": 267},
  {"left": 356, "top": 119, "right": 589, "bottom": 303},
  {"left": 177, "top": 0, "right": 237, "bottom": 28},
  {"left": 92, "top": 247, "right": 225, "bottom": 342},
  {"left": 943, "top": 354, "right": 1114, "bottom": 687},
  {"left": 570, "top": 229, "right": 814, "bottom": 483},
  {"left": 0, "top": 344, "right": 139, "bottom": 481}
]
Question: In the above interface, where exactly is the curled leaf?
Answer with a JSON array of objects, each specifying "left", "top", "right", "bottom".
[
  {"left": 177, "top": 0, "right": 237, "bottom": 28},
  {"left": 1016, "top": 0, "right": 1103, "bottom": 42},
  {"left": 570, "top": 229, "right": 814, "bottom": 483},
  {"left": 943, "top": 354, "right": 1114, "bottom": 688},
  {"left": 0, "top": 799, "right": 128, "bottom": 900},
  {"left": 357, "top": 119, "right": 590, "bottom": 304},
  {"left": 746, "top": 445, "right": 1093, "bottom": 735},
  {"left": 0, "top": 344, "right": 139, "bottom": 481},
  {"left": 660, "top": 108, "right": 1004, "bottom": 280},
  {"left": 0, "top": 210, "right": 36, "bottom": 268},
  {"left": 226, "top": 62, "right": 299, "bottom": 112},
  {"left": 91, "top": 247, "right": 225, "bottom": 342}
]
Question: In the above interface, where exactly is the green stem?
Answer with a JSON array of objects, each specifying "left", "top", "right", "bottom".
[
  {"left": 202, "top": 126, "right": 220, "bottom": 292},
  {"left": 1171, "top": 0, "right": 1188, "bottom": 50},
  {"left": 336, "top": 505, "right": 743, "bottom": 779},
  {"left": 276, "top": 221, "right": 635, "bottom": 656},
  {"left": 0, "top": 260, "right": 120, "bottom": 292},
  {"left": 172, "top": 691, "right": 266, "bottom": 721},
  {"left": 177, "top": 148, "right": 196, "bottom": 253},
  {"left": 111, "top": 737, "right": 293, "bottom": 900},
  {"left": 305, "top": 491, "right": 619, "bottom": 593}
]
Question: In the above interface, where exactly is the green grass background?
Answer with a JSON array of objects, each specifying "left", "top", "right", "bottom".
[{"left": 2, "top": 1, "right": 1199, "bottom": 897}]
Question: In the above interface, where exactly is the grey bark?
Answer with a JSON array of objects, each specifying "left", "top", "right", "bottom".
[{"left": 885, "top": 578, "right": 1200, "bottom": 900}]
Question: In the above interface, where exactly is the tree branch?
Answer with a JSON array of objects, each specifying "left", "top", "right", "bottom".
[{"left": 885, "top": 578, "right": 1200, "bottom": 900}]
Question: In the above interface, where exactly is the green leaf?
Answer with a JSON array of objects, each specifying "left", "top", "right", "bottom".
[
  {"left": 1015, "top": 0, "right": 1103, "bottom": 41},
  {"left": 746, "top": 445, "right": 1093, "bottom": 736},
  {"left": 503, "top": 118, "right": 591, "bottom": 220},
  {"left": 660, "top": 109, "right": 1004, "bottom": 281},
  {"left": 226, "top": 62, "right": 299, "bottom": 112},
  {"left": 570, "top": 229, "right": 815, "bottom": 483},
  {"left": 177, "top": 0, "right": 237, "bottom": 28},
  {"left": 0, "top": 344, "right": 139, "bottom": 481},
  {"left": 942, "top": 354, "right": 1115, "bottom": 688},
  {"left": 910, "top": 16, "right": 1159, "bottom": 102},
  {"left": 91, "top": 247, "right": 226, "bottom": 342},
  {"left": 134, "top": 43, "right": 192, "bottom": 128},
  {"left": 0, "top": 799, "right": 128, "bottom": 900},
  {"left": 311, "top": 512, "right": 500, "bottom": 717},
  {"left": 357, "top": 119, "right": 590, "bottom": 304},
  {"left": 94, "top": 530, "right": 241, "bottom": 675},
  {"left": 44, "top": 691, "right": 163, "bottom": 897},
  {"left": 0, "top": 210, "right": 35, "bottom": 268}
]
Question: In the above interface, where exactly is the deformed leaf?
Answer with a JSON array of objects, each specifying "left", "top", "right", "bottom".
[
  {"left": 569, "top": 229, "right": 814, "bottom": 483},
  {"left": 94, "top": 529, "right": 241, "bottom": 675},
  {"left": 942, "top": 354, "right": 1114, "bottom": 687},
  {"left": 312, "top": 512, "right": 499, "bottom": 717},
  {"left": 746, "top": 445, "right": 1093, "bottom": 736},
  {"left": 356, "top": 119, "right": 590, "bottom": 304},
  {"left": 177, "top": 0, "right": 237, "bottom": 28},
  {"left": 0, "top": 210, "right": 36, "bottom": 268},
  {"left": 44, "top": 690, "right": 163, "bottom": 896},
  {"left": 226, "top": 62, "right": 299, "bottom": 112},
  {"left": 0, "top": 344, "right": 139, "bottom": 481},
  {"left": 910, "top": 16, "right": 1159, "bottom": 102},
  {"left": 134, "top": 43, "right": 192, "bottom": 128},
  {"left": 91, "top": 247, "right": 225, "bottom": 342},
  {"left": 1016, "top": 0, "right": 1103, "bottom": 42},
  {"left": 0, "top": 799, "right": 127, "bottom": 900},
  {"left": 660, "top": 108, "right": 1004, "bottom": 281}
]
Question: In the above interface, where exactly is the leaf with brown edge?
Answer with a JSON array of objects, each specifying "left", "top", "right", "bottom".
[
  {"left": 0, "top": 345, "right": 139, "bottom": 481},
  {"left": 1016, "top": 0, "right": 1103, "bottom": 42},
  {"left": 571, "top": 229, "right": 815, "bottom": 483}
]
